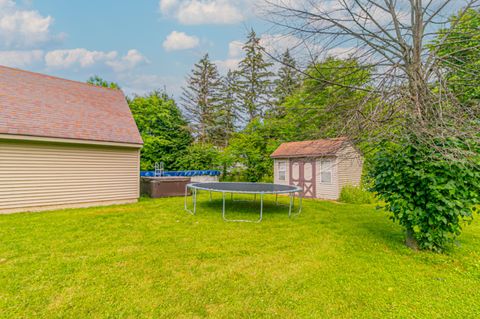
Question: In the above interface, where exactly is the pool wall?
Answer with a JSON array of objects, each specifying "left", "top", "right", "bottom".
[{"left": 140, "top": 170, "right": 220, "bottom": 183}]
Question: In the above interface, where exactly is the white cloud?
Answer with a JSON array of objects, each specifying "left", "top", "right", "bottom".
[
  {"left": 159, "top": 0, "right": 178, "bottom": 13},
  {"left": 106, "top": 49, "right": 149, "bottom": 72},
  {"left": 228, "top": 40, "right": 243, "bottom": 58},
  {"left": 225, "top": 34, "right": 305, "bottom": 60},
  {"left": 159, "top": 0, "right": 245, "bottom": 25},
  {"left": 214, "top": 58, "right": 241, "bottom": 73},
  {"left": 259, "top": 33, "right": 305, "bottom": 55},
  {"left": 44, "top": 48, "right": 148, "bottom": 72},
  {"left": 162, "top": 31, "right": 199, "bottom": 51},
  {"left": 119, "top": 73, "right": 184, "bottom": 97},
  {"left": 0, "top": 49, "right": 43, "bottom": 67},
  {"left": 45, "top": 48, "right": 118, "bottom": 69},
  {"left": 0, "top": 0, "right": 60, "bottom": 49}
]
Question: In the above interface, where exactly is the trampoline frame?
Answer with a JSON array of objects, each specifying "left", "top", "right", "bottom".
[{"left": 184, "top": 182, "right": 303, "bottom": 223}]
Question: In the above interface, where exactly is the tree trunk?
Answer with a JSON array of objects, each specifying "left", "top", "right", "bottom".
[{"left": 405, "top": 228, "right": 420, "bottom": 251}]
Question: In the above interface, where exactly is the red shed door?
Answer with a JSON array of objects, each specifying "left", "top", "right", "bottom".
[{"left": 290, "top": 158, "right": 316, "bottom": 198}]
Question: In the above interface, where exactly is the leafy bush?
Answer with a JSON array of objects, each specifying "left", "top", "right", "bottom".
[
  {"left": 369, "top": 140, "right": 480, "bottom": 252},
  {"left": 128, "top": 91, "right": 192, "bottom": 170},
  {"left": 176, "top": 143, "right": 221, "bottom": 170},
  {"left": 226, "top": 119, "right": 280, "bottom": 182},
  {"left": 339, "top": 185, "right": 376, "bottom": 204}
]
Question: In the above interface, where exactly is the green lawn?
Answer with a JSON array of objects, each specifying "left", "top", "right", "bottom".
[{"left": 0, "top": 194, "right": 479, "bottom": 318}]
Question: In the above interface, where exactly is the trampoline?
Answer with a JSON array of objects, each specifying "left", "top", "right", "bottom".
[{"left": 184, "top": 182, "right": 303, "bottom": 223}]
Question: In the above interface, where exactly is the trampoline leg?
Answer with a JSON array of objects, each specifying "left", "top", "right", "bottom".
[
  {"left": 259, "top": 193, "right": 263, "bottom": 222},
  {"left": 222, "top": 192, "right": 226, "bottom": 220},
  {"left": 298, "top": 192, "right": 303, "bottom": 214},
  {"left": 288, "top": 193, "right": 293, "bottom": 217},
  {"left": 293, "top": 192, "right": 303, "bottom": 216},
  {"left": 184, "top": 185, "right": 196, "bottom": 215},
  {"left": 209, "top": 191, "right": 212, "bottom": 202},
  {"left": 193, "top": 188, "right": 197, "bottom": 214}
]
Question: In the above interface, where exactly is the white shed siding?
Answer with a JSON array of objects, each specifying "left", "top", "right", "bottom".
[
  {"left": 0, "top": 139, "right": 140, "bottom": 214},
  {"left": 316, "top": 157, "right": 339, "bottom": 200},
  {"left": 337, "top": 144, "right": 363, "bottom": 191},
  {"left": 273, "top": 159, "right": 289, "bottom": 185}
]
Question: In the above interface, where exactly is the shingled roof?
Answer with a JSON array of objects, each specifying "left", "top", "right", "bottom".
[
  {"left": 270, "top": 137, "right": 348, "bottom": 158},
  {"left": 0, "top": 66, "right": 142, "bottom": 145}
]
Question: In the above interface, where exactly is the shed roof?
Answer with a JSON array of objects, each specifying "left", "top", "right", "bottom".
[
  {"left": 270, "top": 137, "right": 348, "bottom": 158},
  {"left": 0, "top": 65, "right": 143, "bottom": 146}
]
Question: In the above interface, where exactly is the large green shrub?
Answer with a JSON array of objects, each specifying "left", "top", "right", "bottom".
[
  {"left": 339, "top": 185, "right": 376, "bottom": 204},
  {"left": 369, "top": 141, "right": 480, "bottom": 251},
  {"left": 128, "top": 91, "right": 192, "bottom": 170},
  {"left": 176, "top": 143, "right": 221, "bottom": 170},
  {"left": 226, "top": 119, "right": 280, "bottom": 182}
]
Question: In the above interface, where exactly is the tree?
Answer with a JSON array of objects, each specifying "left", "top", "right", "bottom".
[
  {"left": 268, "top": 1, "right": 480, "bottom": 250},
  {"left": 433, "top": 8, "right": 480, "bottom": 104},
  {"left": 181, "top": 54, "right": 222, "bottom": 145},
  {"left": 129, "top": 91, "right": 192, "bottom": 170},
  {"left": 226, "top": 119, "right": 280, "bottom": 182},
  {"left": 370, "top": 140, "right": 480, "bottom": 251},
  {"left": 236, "top": 30, "right": 274, "bottom": 122},
  {"left": 272, "top": 49, "right": 301, "bottom": 116},
  {"left": 87, "top": 75, "right": 120, "bottom": 89},
  {"left": 215, "top": 70, "right": 239, "bottom": 147},
  {"left": 273, "top": 58, "right": 371, "bottom": 141},
  {"left": 176, "top": 143, "right": 221, "bottom": 171}
]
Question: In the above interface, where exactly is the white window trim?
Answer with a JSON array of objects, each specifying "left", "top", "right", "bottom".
[
  {"left": 278, "top": 161, "right": 286, "bottom": 181},
  {"left": 320, "top": 158, "right": 333, "bottom": 184}
]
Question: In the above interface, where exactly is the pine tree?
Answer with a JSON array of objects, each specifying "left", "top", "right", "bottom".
[
  {"left": 236, "top": 30, "right": 274, "bottom": 123},
  {"left": 273, "top": 49, "right": 301, "bottom": 115},
  {"left": 181, "top": 54, "right": 222, "bottom": 144},
  {"left": 215, "top": 70, "right": 239, "bottom": 146}
]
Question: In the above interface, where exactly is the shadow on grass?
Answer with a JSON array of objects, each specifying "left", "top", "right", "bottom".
[
  {"left": 190, "top": 194, "right": 299, "bottom": 220},
  {"left": 357, "top": 220, "right": 406, "bottom": 251}
]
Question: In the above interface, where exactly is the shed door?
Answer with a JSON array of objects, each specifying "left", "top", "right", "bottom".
[{"left": 289, "top": 158, "right": 316, "bottom": 198}]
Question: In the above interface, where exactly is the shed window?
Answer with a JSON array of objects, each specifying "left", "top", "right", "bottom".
[
  {"left": 278, "top": 161, "right": 286, "bottom": 181},
  {"left": 320, "top": 159, "right": 332, "bottom": 184}
]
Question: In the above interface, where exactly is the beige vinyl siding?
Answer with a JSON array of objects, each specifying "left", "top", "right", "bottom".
[
  {"left": 337, "top": 144, "right": 363, "bottom": 191},
  {"left": 316, "top": 157, "right": 339, "bottom": 200},
  {"left": 0, "top": 139, "right": 140, "bottom": 214},
  {"left": 273, "top": 159, "right": 289, "bottom": 185}
]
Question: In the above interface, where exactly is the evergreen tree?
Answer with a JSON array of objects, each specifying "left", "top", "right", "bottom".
[
  {"left": 272, "top": 49, "right": 301, "bottom": 116},
  {"left": 236, "top": 30, "right": 274, "bottom": 123},
  {"left": 215, "top": 70, "right": 239, "bottom": 147},
  {"left": 181, "top": 53, "right": 222, "bottom": 144}
]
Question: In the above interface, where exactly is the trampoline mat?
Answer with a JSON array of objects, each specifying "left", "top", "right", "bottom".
[{"left": 188, "top": 182, "right": 301, "bottom": 194}]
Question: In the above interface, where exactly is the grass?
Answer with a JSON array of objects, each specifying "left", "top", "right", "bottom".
[{"left": 0, "top": 194, "right": 479, "bottom": 318}]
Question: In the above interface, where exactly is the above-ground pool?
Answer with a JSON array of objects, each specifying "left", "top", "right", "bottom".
[
  {"left": 140, "top": 170, "right": 221, "bottom": 178},
  {"left": 140, "top": 170, "right": 221, "bottom": 184},
  {"left": 140, "top": 170, "right": 222, "bottom": 198}
]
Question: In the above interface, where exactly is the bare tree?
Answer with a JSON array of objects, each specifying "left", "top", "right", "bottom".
[{"left": 265, "top": 0, "right": 480, "bottom": 160}]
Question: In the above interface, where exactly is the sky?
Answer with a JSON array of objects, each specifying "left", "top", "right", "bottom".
[{"left": 0, "top": 0, "right": 273, "bottom": 97}]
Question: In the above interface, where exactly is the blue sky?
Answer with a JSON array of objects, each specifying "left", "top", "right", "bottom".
[{"left": 0, "top": 0, "right": 272, "bottom": 97}]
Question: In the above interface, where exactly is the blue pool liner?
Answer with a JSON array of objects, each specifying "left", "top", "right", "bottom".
[{"left": 140, "top": 170, "right": 221, "bottom": 177}]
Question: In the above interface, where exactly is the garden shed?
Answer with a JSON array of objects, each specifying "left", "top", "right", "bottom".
[
  {"left": 0, "top": 66, "right": 143, "bottom": 214},
  {"left": 271, "top": 138, "right": 363, "bottom": 200}
]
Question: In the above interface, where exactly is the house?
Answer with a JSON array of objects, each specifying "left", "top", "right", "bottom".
[
  {"left": 270, "top": 138, "right": 363, "bottom": 200},
  {"left": 0, "top": 66, "right": 143, "bottom": 214}
]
